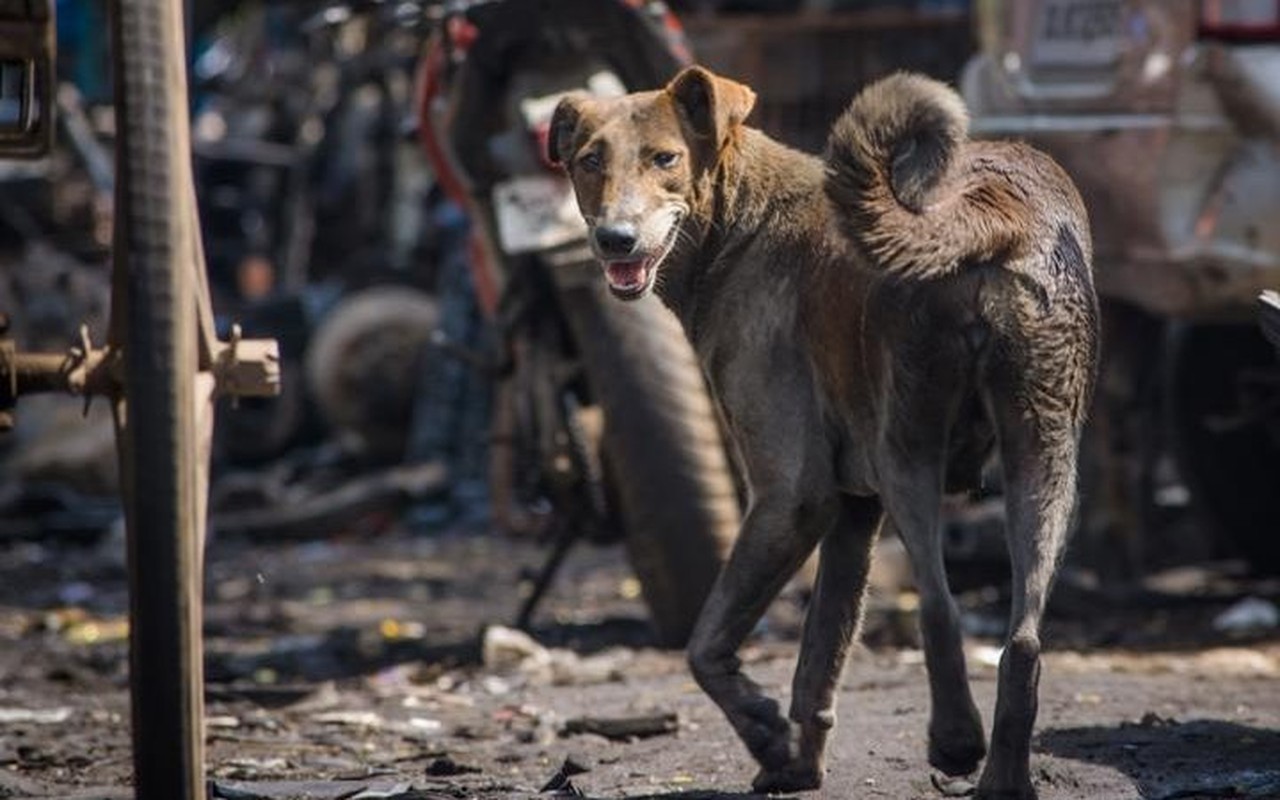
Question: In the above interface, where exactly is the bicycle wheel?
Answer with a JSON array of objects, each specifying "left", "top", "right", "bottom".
[{"left": 109, "top": 1, "right": 211, "bottom": 798}]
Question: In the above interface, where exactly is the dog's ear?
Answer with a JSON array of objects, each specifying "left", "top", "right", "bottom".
[
  {"left": 667, "top": 66, "right": 756, "bottom": 151},
  {"left": 547, "top": 93, "right": 591, "bottom": 167}
]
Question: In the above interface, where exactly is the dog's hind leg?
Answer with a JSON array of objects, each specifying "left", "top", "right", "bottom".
[
  {"left": 976, "top": 229, "right": 1097, "bottom": 800},
  {"left": 687, "top": 488, "right": 838, "bottom": 789},
  {"left": 880, "top": 454, "right": 987, "bottom": 778},
  {"left": 976, "top": 385, "right": 1086, "bottom": 800},
  {"left": 754, "top": 494, "right": 883, "bottom": 793}
]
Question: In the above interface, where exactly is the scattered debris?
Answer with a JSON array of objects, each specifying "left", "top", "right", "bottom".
[
  {"left": 1134, "top": 712, "right": 1178, "bottom": 728},
  {"left": 931, "top": 773, "right": 975, "bottom": 797},
  {"left": 405, "top": 717, "right": 443, "bottom": 735},
  {"left": 482, "top": 625, "right": 552, "bottom": 676},
  {"left": 561, "top": 712, "right": 678, "bottom": 741},
  {"left": 349, "top": 783, "right": 413, "bottom": 799},
  {"left": 216, "top": 757, "right": 291, "bottom": 780},
  {"left": 0, "top": 707, "right": 72, "bottom": 724},
  {"left": 210, "top": 780, "right": 432, "bottom": 800},
  {"left": 1213, "top": 597, "right": 1279, "bottom": 634},
  {"left": 423, "top": 756, "right": 481, "bottom": 777},
  {"left": 311, "top": 710, "right": 384, "bottom": 728},
  {"left": 481, "top": 625, "right": 633, "bottom": 686},
  {"left": 539, "top": 756, "right": 591, "bottom": 796}
]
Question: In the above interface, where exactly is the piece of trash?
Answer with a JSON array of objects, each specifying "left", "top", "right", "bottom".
[
  {"left": 561, "top": 712, "right": 678, "bottom": 741},
  {"left": 482, "top": 625, "right": 552, "bottom": 676},
  {"left": 409, "top": 717, "right": 443, "bottom": 733},
  {"left": 217, "top": 757, "right": 290, "bottom": 778},
  {"left": 0, "top": 707, "right": 72, "bottom": 724},
  {"left": 61, "top": 614, "right": 129, "bottom": 645},
  {"left": 207, "top": 715, "right": 241, "bottom": 729},
  {"left": 540, "top": 757, "right": 591, "bottom": 795},
  {"left": 618, "top": 577, "right": 642, "bottom": 600},
  {"left": 350, "top": 784, "right": 413, "bottom": 799},
  {"left": 378, "top": 619, "right": 425, "bottom": 641},
  {"left": 931, "top": 772, "right": 975, "bottom": 797},
  {"left": 549, "top": 648, "right": 634, "bottom": 687},
  {"left": 209, "top": 782, "right": 270, "bottom": 800},
  {"left": 311, "top": 710, "right": 384, "bottom": 728},
  {"left": 1212, "top": 597, "right": 1279, "bottom": 634},
  {"left": 424, "top": 756, "right": 481, "bottom": 777}
]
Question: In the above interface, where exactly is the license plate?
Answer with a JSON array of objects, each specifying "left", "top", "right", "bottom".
[
  {"left": 1031, "top": 0, "right": 1128, "bottom": 68},
  {"left": 492, "top": 174, "right": 587, "bottom": 255}
]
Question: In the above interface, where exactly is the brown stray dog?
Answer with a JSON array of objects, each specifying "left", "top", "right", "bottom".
[{"left": 549, "top": 66, "right": 1098, "bottom": 800}]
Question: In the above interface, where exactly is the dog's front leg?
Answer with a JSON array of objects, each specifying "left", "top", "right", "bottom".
[{"left": 687, "top": 492, "right": 837, "bottom": 790}]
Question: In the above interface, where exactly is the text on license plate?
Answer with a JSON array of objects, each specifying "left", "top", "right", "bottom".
[
  {"left": 1032, "top": 0, "right": 1128, "bottom": 67},
  {"left": 492, "top": 174, "right": 588, "bottom": 255}
]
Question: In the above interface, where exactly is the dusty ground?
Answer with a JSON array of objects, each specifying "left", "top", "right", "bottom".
[{"left": 0, "top": 526, "right": 1278, "bottom": 800}]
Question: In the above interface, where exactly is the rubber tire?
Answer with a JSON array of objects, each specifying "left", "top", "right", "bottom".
[
  {"left": 1170, "top": 323, "right": 1280, "bottom": 573},
  {"left": 305, "top": 286, "right": 441, "bottom": 462},
  {"left": 111, "top": 2, "right": 207, "bottom": 798},
  {"left": 559, "top": 283, "right": 741, "bottom": 647}
]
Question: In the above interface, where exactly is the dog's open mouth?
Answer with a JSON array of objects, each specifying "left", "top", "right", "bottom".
[
  {"left": 604, "top": 258, "right": 655, "bottom": 299},
  {"left": 599, "top": 215, "right": 681, "bottom": 301}
]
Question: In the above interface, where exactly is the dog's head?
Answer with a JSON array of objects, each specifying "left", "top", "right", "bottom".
[{"left": 548, "top": 66, "right": 756, "bottom": 300}]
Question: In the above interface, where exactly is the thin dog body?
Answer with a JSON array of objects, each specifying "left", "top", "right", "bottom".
[{"left": 549, "top": 66, "right": 1098, "bottom": 800}]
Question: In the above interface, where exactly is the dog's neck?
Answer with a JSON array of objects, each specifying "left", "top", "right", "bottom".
[{"left": 656, "top": 129, "right": 825, "bottom": 341}]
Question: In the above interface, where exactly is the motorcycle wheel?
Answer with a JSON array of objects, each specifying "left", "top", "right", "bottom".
[
  {"left": 305, "top": 286, "right": 441, "bottom": 463},
  {"left": 559, "top": 282, "right": 741, "bottom": 647}
]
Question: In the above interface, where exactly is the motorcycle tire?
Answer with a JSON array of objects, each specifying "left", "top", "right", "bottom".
[
  {"left": 558, "top": 282, "right": 741, "bottom": 647},
  {"left": 305, "top": 286, "right": 440, "bottom": 463}
]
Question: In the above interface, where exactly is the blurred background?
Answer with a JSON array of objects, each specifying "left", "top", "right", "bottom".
[{"left": 1, "top": 1, "right": 1278, "bottom": 797}]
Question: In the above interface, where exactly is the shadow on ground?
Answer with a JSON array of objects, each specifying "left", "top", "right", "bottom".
[{"left": 1040, "top": 718, "right": 1280, "bottom": 799}]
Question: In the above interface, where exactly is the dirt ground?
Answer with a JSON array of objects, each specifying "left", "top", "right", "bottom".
[{"left": 0, "top": 526, "right": 1278, "bottom": 800}]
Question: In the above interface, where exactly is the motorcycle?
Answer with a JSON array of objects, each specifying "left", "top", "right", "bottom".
[{"left": 414, "top": 0, "right": 741, "bottom": 646}]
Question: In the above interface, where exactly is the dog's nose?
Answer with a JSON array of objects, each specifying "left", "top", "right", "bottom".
[{"left": 594, "top": 223, "right": 639, "bottom": 257}]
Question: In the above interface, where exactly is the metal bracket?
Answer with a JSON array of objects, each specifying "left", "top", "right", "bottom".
[{"left": 213, "top": 324, "right": 281, "bottom": 400}]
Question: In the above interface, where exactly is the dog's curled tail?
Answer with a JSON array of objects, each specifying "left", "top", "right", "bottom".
[{"left": 824, "top": 73, "right": 1029, "bottom": 279}]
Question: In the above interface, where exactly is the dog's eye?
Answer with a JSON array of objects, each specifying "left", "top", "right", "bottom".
[
  {"left": 652, "top": 151, "right": 681, "bottom": 169},
  {"left": 578, "top": 152, "right": 602, "bottom": 173}
]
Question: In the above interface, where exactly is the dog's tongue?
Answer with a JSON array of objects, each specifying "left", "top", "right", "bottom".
[{"left": 606, "top": 260, "right": 648, "bottom": 290}]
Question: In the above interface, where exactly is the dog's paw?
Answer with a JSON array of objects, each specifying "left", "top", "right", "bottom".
[
  {"left": 973, "top": 789, "right": 1037, "bottom": 800},
  {"left": 928, "top": 733, "right": 986, "bottom": 777},
  {"left": 738, "top": 696, "right": 795, "bottom": 769},
  {"left": 973, "top": 777, "right": 1037, "bottom": 800},
  {"left": 751, "top": 762, "right": 823, "bottom": 795}
]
